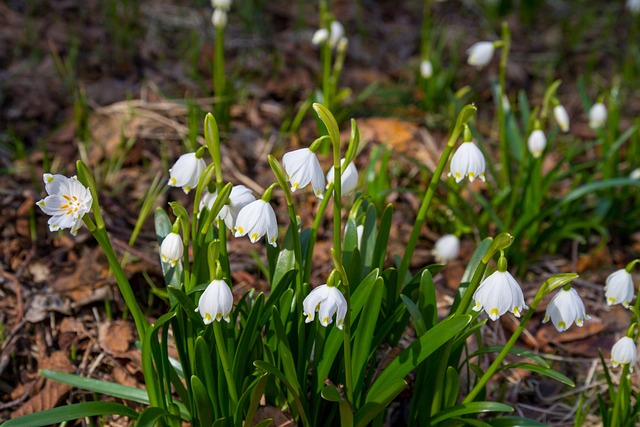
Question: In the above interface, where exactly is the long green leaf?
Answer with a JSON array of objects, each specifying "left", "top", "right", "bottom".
[
  {"left": 488, "top": 415, "right": 548, "bottom": 426},
  {"left": 431, "top": 402, "right": 513, "bottom": 424},
  {"left": 191, "top": 375, "right": 214, "bottom": 426},
  {"left": 254, "top": 361, "right": 309, "bottom": 426},
  {"left": 3, "top": 402, "right": 138, "bottom": 427},
  {"left": 501, "top": 362, "right": 574, "bottom": 387},
  {"left": 136, "top": 406, "right": 180, "bottom": 427}
]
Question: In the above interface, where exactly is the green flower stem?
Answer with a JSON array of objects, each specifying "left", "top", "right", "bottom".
[
  {"left": 213, "top": 25, "right": 227, "bottom": 128},
  {"left": 420, "top": 0, "right": 433, "bottom": 60},
  {"left": 497, "top": 22, "right": 511, "bottom": 187},
  {"left": 213, "top": 321, "right": 238, "bottom": 413},
  {"left": 342, "top": 285, "right": 354, "bottom": 405},
  {"left": 397, "top": 104, "right": 477, "bottom": 289},
  {"left": 628, "top": 260, "right": 640, "bottom": 314},
  {"left": 611, "top": 363, "right": 631, "bottom": 427},
  {"left": 304, "top": 183, "right": 333, "bottom": 284}
]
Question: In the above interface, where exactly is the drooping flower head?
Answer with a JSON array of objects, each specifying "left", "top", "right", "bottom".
[
  {"left": 36, "top": 174, "right": 93, "bottom": 236},
  {"left": 211, "top": 0, "right": 231, "bottom": 11},
  {"left": 605, "top": 269, "right": 635, "bottom": 308},
  {"left": 543, "top": 288, "right": 590, "bottom": 332},
  {"left": 211, "top": 9, "right": 228, "bottom": 28},
  {"left": 168, "top": 152, "right": 206, "bottom": 194},
  {"left": 449, "top": 142, "right": 486, "bottom": 183},
  {"left": 326, "top": 159, "right": 358, "bottom": 194},
  {"left": 160, "top": 232, "right": 184, "bottom": 267},
  {"left": 467, "top": 41, "right": 495, "bottom": 67},
  {"left": 588, "top": 102, "right": 607, "bottom": 129},
  {"left": 282, "top": 148, "right": 325, "bottom": 198},
  {"left": 196, "top": 279, "right": 234, "bottom": 324},
  {"left": 553, "top": 105, "right": 570, "bottom": 133},
  {"left": 199, "top": 185, "right": 256, "bottom": 230},
  {"left": 527, "top": 129, "right": 547, "bottom": 158},
  {"left": 329, "top": 20, "right": 345, "bottom": 48},
  {"left": 312, "top": 28, "right": 329, "bottom": 46},
  {"left": 420, "top": 59, "right": 433, "bottom": 79},
  {"left": 234, "top": 199, "right": 278, "bottom": 246},
  {"left": 473, "top": 259, "right": 528, "bottom": 320},
  {"left": 611, "top": 336, "right": 638, "bottom": 370},
  {"left": 627, "top": 0, "right": 640, "bottom": 14},
  {"left": 303, "top": 284, "right": 348, "bottom": 329},
  {"left": 433, "top": 234, "right": 460, "bottom": 262}
]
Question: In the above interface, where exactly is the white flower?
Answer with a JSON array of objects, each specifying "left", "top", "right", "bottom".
[
  {"left": 420, "top": 59, "right": 433, "bottom": 79},
  {"left": 196, "top": 279, "right": 233, "bottom": 324},
  {"left": 326, "top": 159, "right": 358, "bottom": 194},
  {"left": 433, "top": 234, "right": 460, "bottom": 262},
  {"left": 329, "top": 21, "right": 345, "bottom": 48},
  {"left": 467, "top": 41, "right": 495, "bottom": 67},
  {"left": 168, "top": 153, "right": 206, "bottom": 194},
  {"left": 627, "top": 0, "right": 640, "bottom": 14},
  {"left": 199, "top": 185, "right": 256, "bottom": 230},
  {"left": 303, "top": 284, "right": 348, "bottom": 329},
  {"left": 605, "top": 269, "right": 635, "bottom": 308},
  {"left": 312, "top": 28, "right": 329, "bottom": 45},
  {"left": 611, "top": 336, "right": 638, "bottom": 370},
  {"left": 211, "top": 9, "right": 228, "bottom": 28},
  {"left": 337, "top": 37, "right": 348, "bottom": 54},
  {"left": 630, "top": 168, "right": 640, "bottom": 180},
  {"left": 282, "top": 148, "right": 325, "bottom": 198},
  {"left": 542, "top": 288, "right": 590, "bottom": 332},
  {"left": 589, "top": 102, "right": 607, "bottom": 129},
  {"left": 160, "top": 232, "right": 183, "bottom": 267},
  {"left": 36, "top": 174, "right": 93, "bottom": 236},
  {"left": 211, "top": 0, "right": 231, "bottom": 11},
  {"left": 553, "top": 105, "right": 570, "bottom": 132},
  {"left": 449, "top": 142, "right": 486, "bottom": 183},
  {"left": 234, "top": 199, "right": 278, "bottom": 246},
  {"left": 472, "top": 270, "right": 528, "bottom": 320},
  {"left": 527, "top": 130, "right": 547, "bottom": 158}
]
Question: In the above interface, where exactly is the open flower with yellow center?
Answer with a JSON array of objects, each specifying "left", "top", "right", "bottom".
[
  {"left": 196, "top": 279, "right": 233, "bottom": 324},
  {"left": 543, "top": 288, "right": 590, "bottom": 332},
  {"left": 611, "top": 336, "right": 638, "bottom": 370},
  {"left": 605, "top": 269, "right": 635, "bottom": 308},
  {"left": 199, "top": 185, "right": 256, "bottom": 230},
  {"left": 36, "top": 174, "right": 93, "bottom": 236},
  {"left": 303, "top": 284, "right": 348, "bottom": 329},
  {"left": 168, "top": 153, "right": 206, "bottom": 194},
  {"left": 449, "top": 142, "right": 486, "bottom": 183},
  {"left": 160, "top": 232, "right": 183, "bottom": 267},
  {"left": 282, "top": 148, "right": 325, "bottom": 198},
  {"left": 472, "top": 270, "right": 527, "bottom": 320},
  {"left": 234, "top": 199, "right": 278, "bottom": 246}
]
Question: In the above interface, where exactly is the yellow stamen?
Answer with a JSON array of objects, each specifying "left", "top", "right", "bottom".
[
  {"left": 322, "top": 316, "right": 329, "bottom": 324},
  {"left": 59, "top": 204, "right": 69, "bottom": 209},
  {"left": 513, "top": 307, "right": 520, "bottom": 315},
  {"left": 170, "top": 177, "right": 177, "bottom": 185},
  {"left": 292, "top": 182, "right": 299, "bottom": 190},
  {"left": 46, "top": 176, "right": 54, "bottom": 183}
]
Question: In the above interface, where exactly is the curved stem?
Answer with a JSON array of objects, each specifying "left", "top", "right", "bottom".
[
  {"left": 303, "top": 184, "right": 333, "bottom": 284},
  {"left": 497, "top": 22, "right": 511, "bottom": 187},
  {"left": 213, "top": 321, "right": 238, "bottom": 412}
]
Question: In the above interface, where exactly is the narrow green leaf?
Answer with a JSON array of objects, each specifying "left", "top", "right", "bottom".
[
  {"left": 168, "top": 287, "right": 204, "bottom": 326},
  {"left": 401, "top": 294, "right": 427, "bottom": 337},
  {"left": 431, "top": 402, "right": 513, "bottom": 424},
  {"left": 191, "top": 375, "right": 214, "bottom": 426},
  {"left": 372, "top": 204, "right": 392, "bottom": 271},
  {"left": 3, "top": 402, "right": 138, "bottom": 427},
  {"left": 254, "top": 361, "right": 309, "bottom": 426},
  {"left": 501, "top": 363, "right": 574, "bottom": 387},
  {"left": 321, "top": 386, "right": 354, "bottom": 427},
  {"left": 243, "top": 373, "right": 269, "bottom": 427},
  {"left": 463, "top": 345, "right": 549, "bottom": 368},
  {"left": 444, "top": 366, "right": 460, "bottom": 408},
  {"left": 354, "top": 379, "right": 407, "bottom": 427},
  {"left": 488, "top": 415, "right": 548, "bottom": 426},
  {"left": 137, "top": 406, "right": 180, "bottom": 427}
]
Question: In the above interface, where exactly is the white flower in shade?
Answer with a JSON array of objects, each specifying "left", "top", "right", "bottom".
[
  {"left": 449, "top": 142, "right": 486, "bottom": 183},
  {"left": 605, "top": 269, "right": 635, "bottom": 308},
  {"left": 630, "top": 168, "right": 640, "bottom": 180},
  {"left": 467, "top": 41, "right": 495, "bottom": 67},
  {"left": 542, "top": 288, "right": 591, "bottom": 332},
  {"left": 420, "top": 59, "right": 433, "bottom": 79},
  {"left": 326, "top": 159, "right": 358, "bottom": 194},
  {"left": 160, "top": 232, "right": 183, "bottom": 267},
  {"left": 234, "top": 199, "right": 278, "bottom": 246},
  {"left": 611, "top": 336, "right": 638, "bottom": 370},
  {"left": 472, "top": 270, "right": 528, "bottom": 320},
  {"left": 199, "top": 185, "right": 256, "bottom": 230},
  {"left": 303, "top": 284, "right": 348, "bottom": 329},
  {"left": 196, "top": 279, "right": 233, "bottom": 324},
  {"left": 312, "top": 28, "right": 329, "bottom": 45},
  {"left": 433, "top": 234, "right": 460, "bottom": 262},
  {"left": 527, "top": 130, "right": 547, "bottom": 158},
  {"left": 168, "top": 153, "right": 206, "bottom": 194},
  {"left": 627, "top": 0, "right": 640, "bottom": 14},
  {"left": 211, "top": 9, "right": 227, "bottom": 28},
  {"left": 553, "top": 105, "right": 570, "bottom": 132},
  {"left": 211, "top": 0, "right": 231, "bottom": 11},
  {"left": 282, "top": 148, "right": 325, "bottom": 198},
  {"left": 36, "top": 174, "right": 93, "bottom": 236},
  {"left": 329, "top": 21, "right": 345, "bottom": 48},
  {"left": 588, "top": 103, "right": 607, "bottom": 129}
]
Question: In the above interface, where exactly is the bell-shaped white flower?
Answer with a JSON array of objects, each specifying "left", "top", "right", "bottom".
[
  {"left": 235, "top": 199, "right": 278, "bottom": 246},
  {"left": 542, "top": 288, "right": 590, "bottom": 332},
  {"left": 303, "top": 284, "right": 348, "bottom": 329},
  {"left": 36, "top": 174, "right": 93, "bottom": 236},
  {"left": 282, "top": 148, "right": 325, "bottom": 198},
  {"left": 433, "top": 234, "right": 460, "bottom": 262},
  {"left": 588, "top": 102, "right": 607, "bottom": 129},
  {"left": 329, "top": 21, "right": 345, "bottom": 48},
  {"left": 211, "top": 9, "right": 228, "bottom": 28},
  {"left": 605, "top": 269, "right": 635, "bottom": 308},
  {"left": 627, "top": 0, "right": 640, "bottom": 14},
  {"left": 160, "top": 232, "right": 183, "bottom": 267},
  {"left": 420, "top": 59, "right": 433, "bottom": 79},
  {"left": 630, "top": 168, "right": 640, "bottom": 180},
  {"left": 326, "top": 159, "right": 358, "bottom": 194},
  {"left": 449, "top": 142, "right": 486, "bottom": 183},
  {"left": 467, "top": 41, "right": 495, "bottom": 67},
  {"left": 472, "top": 270, "right": 528, "bottom": 320},
  {"left": 168, "top": 153, "right": 206, "bottom": 194},
  {"left": 312, "top": 28, "right": 329, "bottom": 45},
  {"left": 199, "top": 185, "right": 256, "bottom": 230},
  {"left": 211, "top": 0, "right": 231, "bottom": 11},
  {"left": 527, "top": 130, "right": 547, "bottom": 158},
  {"left": 553, "top": 105, "right": 570, "bottom": 132},
  {"left": 611, "top": 336, "right": 638, "bottom": 370},
  {"left": 196, "top": 279, "right": 234, "bottom": 324}
]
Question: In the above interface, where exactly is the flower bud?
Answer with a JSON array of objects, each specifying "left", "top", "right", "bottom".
[{"left": 161, "top": 232, "right": 183, "bottom": 267}]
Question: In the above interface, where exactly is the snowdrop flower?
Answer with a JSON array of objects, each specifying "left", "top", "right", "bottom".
[
  {"left": 473, "top": 269, "right": 528, "bottom": 320},
  {"left": 449, "top": 142, "right": 486, "bottom": 183},
  {"left": 630, "top": 168, "right": 640, "bottom": 180},
  {"left": 303, "top": 284, "right": 348, "bottom": 329},
  {"left": 282, "top": 148, "right": 325, "bottom": 198},
  {"left": 589, "top": 102, "right": 607, "bottom": 129},
  {"left": 527, "top": 130, "right": 547, "bottom": 158},
  {"left": 235, "top": 199, "right": 278, "bottom": 246},
  {"left": 420, "top": 59, "right": 433, "bottom": 79},
  {"left": 627, "top": 0, "right": 640, "bottom": 14},
  {"left": 312, "top": 28, "right": 329, "bottom": 45},
  {"left": 433, "top": 234, "right": 460, "bottom": 262},
  {"left": 36, "top": 174, "right": 93, "bottom": 236},
  {"left": 611, "top": 336, "right": 638, "bottom": 370},
  {"left": 168, "top": 153, "right": 206, "bottom": 194},
  {"left": 326, "top": 159, "right": 358, "bottom": 194},
  {"left": 212, "top": 9, "right": 228, "bottom": 28},
  {"left": 467, "top": 41, "right": 495, "bottom": 67},
  {"left": 196, "top": 279, "right": 233, "bottom": 324},
  {"left": 211, "top": 0, "right": 231, "bottom": 11},
  {"left": 543, "top": 288, "right": 590, "bottom": 332},
  {"left": 329, "top": 21, "right": 345, "bottom": 48},
  {"left": 553, "top": 105, "right": 570, "bottom": 132},
  {"left": 160, "top": 232, "right": 183, "bottom": 267},
  {"left": 199, "top": 185, "right": 256, "bottom": 230},
  {"left": 605, "top": 269, "right": 635, "bottom": 308}
]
